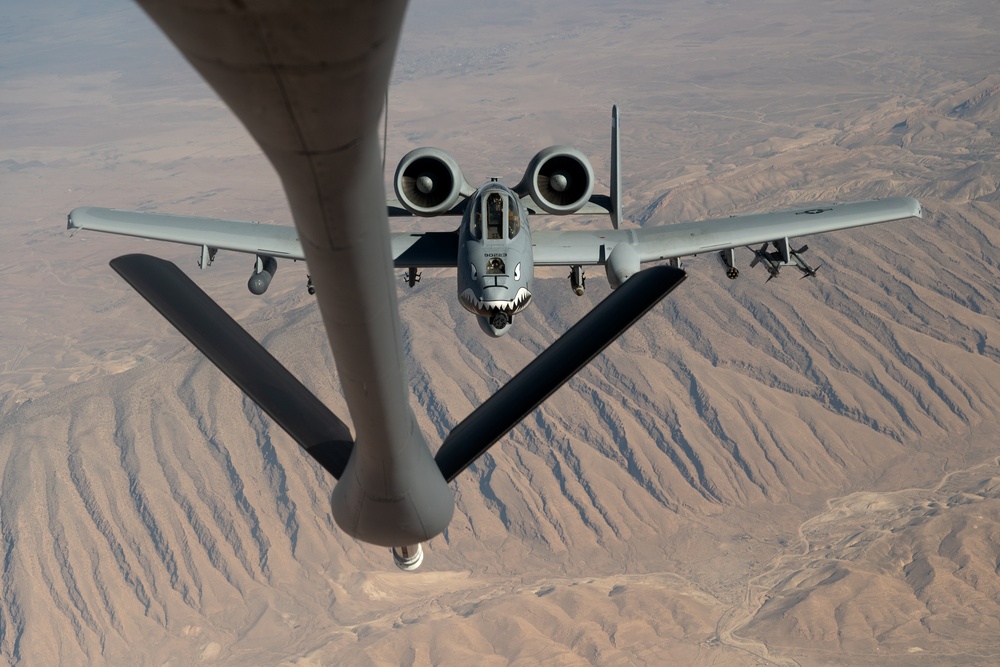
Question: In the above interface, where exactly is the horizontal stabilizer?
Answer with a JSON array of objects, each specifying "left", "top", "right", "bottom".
[
  {"left": 110, "top": 254, "right": 354, "bottom": 478},
  {"left": 435, "top": 265, "right": 687, "bottom": 482}
]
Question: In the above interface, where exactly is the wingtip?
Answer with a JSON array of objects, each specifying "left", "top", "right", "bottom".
[
  {"left": 901, "top": 196, "right": 922, "bottom": 218},
  {"left": 67, "top": 207, "right": 85, "bottom": 230}
]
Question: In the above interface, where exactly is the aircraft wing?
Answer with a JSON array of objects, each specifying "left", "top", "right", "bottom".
[
  {"left": 68, "top": 207, "right": 305, "bottom": 259},
  {"left": 69, "top": 206, "right": 461, "bottom": 268},
  {"left": 531, "top": 196, "right": 921, "bottom": 265}
]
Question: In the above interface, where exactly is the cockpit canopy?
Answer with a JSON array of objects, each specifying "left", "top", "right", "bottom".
[{"left": 469, "top": 187, "right": 521, "bottom": 241}]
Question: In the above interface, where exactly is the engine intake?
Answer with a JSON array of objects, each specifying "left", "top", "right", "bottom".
[
  {"left": 515, "top": 146, "right": 595, "bottom": 215},
  {"left": 394, "top": 148, "right": 471, "bottom": 216}
]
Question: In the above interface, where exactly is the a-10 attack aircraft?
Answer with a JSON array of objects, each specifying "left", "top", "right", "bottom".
[
  {"left": 68, "top": 104, "right": 920, "bottom": 337},
  {"left": 71, "top": 0, "right": 920, "bottom": 571}
]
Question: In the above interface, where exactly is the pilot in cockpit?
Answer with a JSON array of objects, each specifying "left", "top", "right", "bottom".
[
  {"left": 472, "top": 189, "right": 521, "bottom": 242},
  {"left": 507, "top": 197, "right": 520, "bottom": 238},
  {"left": 486, "top": 192, "right": 504, "bottom": 240}
]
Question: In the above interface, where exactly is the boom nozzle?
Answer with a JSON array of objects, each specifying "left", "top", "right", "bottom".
[{"left": 391, "top": 544, "right": 423, "bottom": 571}]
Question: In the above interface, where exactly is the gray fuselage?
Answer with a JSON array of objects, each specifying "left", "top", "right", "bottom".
[{"left": 457, "top": 183, "right": 535, "bottom": 336}]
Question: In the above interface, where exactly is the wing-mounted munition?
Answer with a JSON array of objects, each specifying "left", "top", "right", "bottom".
[
  {"left": 569, "top": 265, "right": 586, "bottom": 296},
  {"left": 749, "top": 238, "right": 820, "bottom": 281},
  {"left": 718, "top": 248, "right": 740, "bottom": 279},
  {"left": 247, "top": 255, "right": 277, "bottom": 295}
]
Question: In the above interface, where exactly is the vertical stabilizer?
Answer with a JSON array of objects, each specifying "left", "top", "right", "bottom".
[{"left": 611, "top": 105, "right": 622, "bottom": 229}]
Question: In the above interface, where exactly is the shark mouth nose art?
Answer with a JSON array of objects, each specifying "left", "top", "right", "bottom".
[{"left": 459, "top": 287, "right": 532, "bottom": 317}]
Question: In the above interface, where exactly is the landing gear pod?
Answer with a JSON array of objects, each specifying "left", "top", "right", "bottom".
[
  {"left": 605, "top": 242, "right": 639, "bottom": 289},
  {"left": 248, "top": 255, "right": 277, "bottom": 295},
  {"left": 391, "top": 544, "right": 423, "bottom": 571},
  {"left": 569, "top": 265, "right": 586, "bottom": 296}
]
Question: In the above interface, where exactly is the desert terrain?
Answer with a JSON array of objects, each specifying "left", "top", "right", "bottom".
[{"left": 1, "top": 0, "right": 999, "bottom": 664}]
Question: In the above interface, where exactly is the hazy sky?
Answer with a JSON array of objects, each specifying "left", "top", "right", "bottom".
[
  {"left": 2, "top": 1, "right": 170, "bottom": 78},
  {"left": 0, "top": 0, "right": 505, "bottom": 88}
]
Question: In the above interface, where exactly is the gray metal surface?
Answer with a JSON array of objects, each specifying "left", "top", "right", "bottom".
[
  {"left": 135, "top": 0, "right": 453, "bottom": 547},
  {"left": 69, "top": 207, "right": 305, "bottom": 259},
  {"left": 74, "top": 4, "right": 923, "bottom": 555},
  {"left": 69, "top": 206, "right": 466, "bottom": 268},
  {"left": 110, "top": 253, "right": 354, "bottom": 478},
  {"left": 436, "top": 265, "right": 687, "bottom": 482},
  {"left": 531, "top": 196, "right": 921, "bottom": 265},
  {"left": 72, "top": 196, "right": 920, "bottom": 272}
]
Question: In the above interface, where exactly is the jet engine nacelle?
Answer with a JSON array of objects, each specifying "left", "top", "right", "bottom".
[
  {"left": 394, "top": 148, "right": 472, "bottom": 216},
  {"left": 515, "top": 146, "right": 595, "bottom": 215}
]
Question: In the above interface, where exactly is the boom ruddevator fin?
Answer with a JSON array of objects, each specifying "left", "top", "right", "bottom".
[
  {"left": 110, "top": 254, "right": 354, "bottom": 478},
  {"left": 435, "top": 265, "right": 686, "bottom": 482},
  {"left": 111, "top": 256, "right": 685, "bottom": 489}
]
